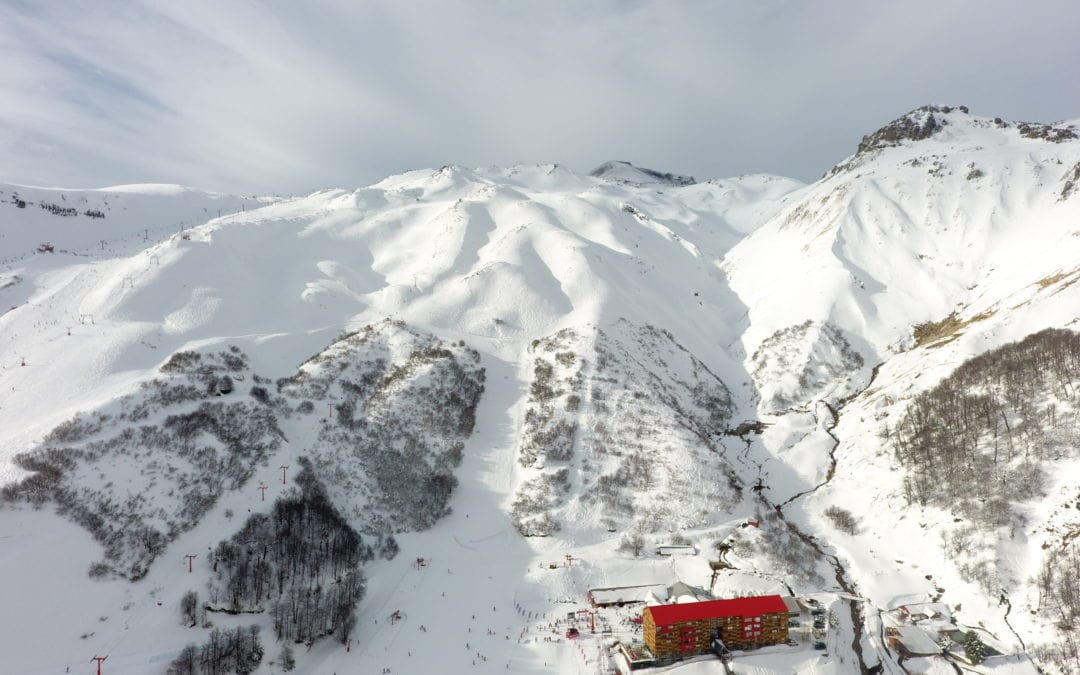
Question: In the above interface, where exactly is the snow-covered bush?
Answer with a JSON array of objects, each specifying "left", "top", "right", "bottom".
[
  {"left": 280, "top": 320, "right": 485, "bottom": 538},
  {"left": 519, "top": 333, "right": 583, "bottom": 468},
  {"left": 511, "top": 469, "right": 569, "bottom": 536},
  {"left": 513, "top": 320, "right": 738, "bottom": 537},
  {"left": 751, "top": 320, "right": 865, "bottom": 412},
  {"left": 278, "top": 645, "right": 296, "bottom": 671},
  {"left": 617, "top": 532, "right": 646, "bottom": 557},
  {"left": 180, "top": 590, "right": 199, "bottom": 627}
]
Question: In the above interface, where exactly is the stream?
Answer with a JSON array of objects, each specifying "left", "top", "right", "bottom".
[{"left": 751, "top": 364, "right": 886, "bottom": 674}]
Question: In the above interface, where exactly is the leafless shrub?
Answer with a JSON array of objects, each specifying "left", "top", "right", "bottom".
[
  {"left": 1038, "top": 542, "right": 1080, "bottom": 631},
  {"left": 618, "top": 532, "right": 646, "bottom": 557},
  {"left": 823, "top": 505, "right": 858, "bottom": 535}
]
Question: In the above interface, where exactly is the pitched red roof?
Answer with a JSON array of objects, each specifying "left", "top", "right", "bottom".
[{"left": 646, "top": 595, "right": 787, "bottom": 626}]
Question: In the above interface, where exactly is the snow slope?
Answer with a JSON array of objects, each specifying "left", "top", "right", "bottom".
[
  {"left": 0, "top": 182, "right": 276, "bottom": 263},
  {"left": 3, "top": 106, "right": 1080, "bottom": 674}
]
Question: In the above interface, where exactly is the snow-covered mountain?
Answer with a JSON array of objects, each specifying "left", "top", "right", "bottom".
[{"left": 3, "top": 106, "right": 1080, "bottom": 674}]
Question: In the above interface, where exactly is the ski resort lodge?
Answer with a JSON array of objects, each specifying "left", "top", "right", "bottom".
[{"left": 642, "top": 595, "right": 790, "bottom": 659}]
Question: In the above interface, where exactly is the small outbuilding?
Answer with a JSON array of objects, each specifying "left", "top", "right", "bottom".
[
  {"left": 587, "top": 584, "right": 666, "bottom": 608},
  {"left": 886, "top": 626, "right": 942, "bottom": 656},
  {"left": 667, "top": 582, "right": 713, "bottom": 604},
  {"left": 656, "top": 545, "right": 697, "bottom": 556},
  {"left": 780, "top": 596, "right": 801, "bottom": 616}
]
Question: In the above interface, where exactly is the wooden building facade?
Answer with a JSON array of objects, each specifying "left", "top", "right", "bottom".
[{"left": 643, "top": 595, "right": 789, "bottom": 659}]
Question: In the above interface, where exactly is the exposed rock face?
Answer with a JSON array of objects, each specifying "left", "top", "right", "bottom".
[
  {"left": 855, "top": 105, "right": 966, "bottom": 156},
  {"left": 1016, "top": 121, "right": 1078, "bottom": 143}
]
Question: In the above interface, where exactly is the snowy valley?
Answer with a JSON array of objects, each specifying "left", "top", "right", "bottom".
[{"left": 2, "top": 106, "right": 1080, "bottom": 674}]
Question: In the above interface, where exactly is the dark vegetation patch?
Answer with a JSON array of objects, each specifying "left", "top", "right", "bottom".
[
  {"left": 168, "top": 624, "right": 264, "bottom": 675},
  {"left": 278, "top": 320, "right": 485, "bottom": 540},
  {"left": 1033, "top": 541, "right": 1080, "bottom": 673},
  {"left": 518, "top": 328, "right": 583, "bottom": 469},
  {"left": 1061, "top": 162, "right": 1080, "bottom": 201},
  {"left": 894, "top": 328, "right": 1080, "bottom": 521},
  {"left": 3, "top": 321, "right": 485, "bottom": 589},
  {"left": 207, "top": 459, "right": 367, "bottom": 646},
  {"left": 891, "top": 327, "right": 1080, "bottom": 661},
  {"left": 511, "top": 468, "right": 570, "bottom": 537},
  {"left": 728, "top": 508, "right": 826, "bottom": 589},
  {"left": 1017, "top": 122, "right": 1078, "bottom": 143},
  {"left": 39, "top": 202, "right": 77, "bottom": 217},
  {"left": 2, "top": 347, "right": 281, "bottom": 579}
]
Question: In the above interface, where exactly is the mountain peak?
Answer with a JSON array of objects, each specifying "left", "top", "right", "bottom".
[
  {"left": 589, "top": 160, "right": 696, "bottom": 187},
  {"left": 856, "top": 104, "right": 970, "bottom": 156},
  {"left": 828, "top": 105, "right": 1080, "bottom": 176}
]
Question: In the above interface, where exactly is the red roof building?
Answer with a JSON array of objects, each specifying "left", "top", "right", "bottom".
[{"left": 643, "top": 595, "right": 789, "bottom": 659}]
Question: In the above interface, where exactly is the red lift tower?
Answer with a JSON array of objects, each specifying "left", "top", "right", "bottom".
[{"left": 575, "top": 608, "right": 596, "bottom": 633}]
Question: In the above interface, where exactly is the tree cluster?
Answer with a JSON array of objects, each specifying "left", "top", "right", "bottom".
[
  {"left": 518, "top": 346, "right": 583, "bottom": 468},
  {"left": 278, "top": 321, "right": 485, "bottom": 537},
  {"left": 208, "top": 459, "right": 367, "bottom": 645},
  {"left": 893, "top": 328, "right": 1080, "bottom": 523},
  {"left": 963, "top": 631, "right": 987, "bottom": 665},
  {"left": 511, "top": 468, "right": 569, "bottom": 536},
  {"left": 1037, "top": 541, "right": 1080, "bottom": 631},
  {"left": 39, "top": 201, "right": 77, "bottom": 217},
  {"left": 168, "top": 625, "right": 263, "bottom": 675},
  {"left": 729, "top": 508, "right": 826, "bottom": 589},
  {"left": 180, "top": 590, "right": 206, "bottom": 627},
  {"left": 1033, "top": 633, "right": 1080, "bottom": 675}
]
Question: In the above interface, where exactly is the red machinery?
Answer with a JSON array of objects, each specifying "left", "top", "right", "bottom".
[{"left": 576, "top": 608, "right": 596, "bottom": 633}]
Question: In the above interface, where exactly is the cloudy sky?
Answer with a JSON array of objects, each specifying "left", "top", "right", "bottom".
[{"left": 2, "top": 1, "right": 1079, "bottom": 194}]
